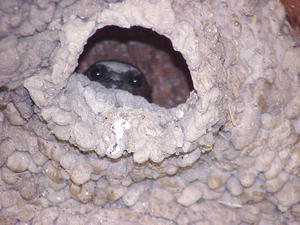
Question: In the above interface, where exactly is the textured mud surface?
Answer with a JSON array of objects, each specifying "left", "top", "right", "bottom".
[{"left": 0, "top": 0, "right": 300, "bottom": 224}]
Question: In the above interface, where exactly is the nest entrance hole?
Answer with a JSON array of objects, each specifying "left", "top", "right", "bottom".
[{"left": 77, "top": 25, "right": 194, "bottom": 108}]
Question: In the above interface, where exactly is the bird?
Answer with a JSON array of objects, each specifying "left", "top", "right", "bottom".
[{"left": 84, "top": 60, "right": 152, "bottom": 102}]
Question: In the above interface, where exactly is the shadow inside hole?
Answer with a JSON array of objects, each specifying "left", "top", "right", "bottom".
[{"left": 77, "top": 25, "right": 194, "bottom": 108}]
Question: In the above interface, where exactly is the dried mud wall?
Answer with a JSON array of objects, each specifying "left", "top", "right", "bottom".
[{"left": 0, "top": 0, "right": 299, "bottom": 224}]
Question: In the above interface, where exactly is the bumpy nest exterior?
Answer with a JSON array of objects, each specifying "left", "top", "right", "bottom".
[
  {"left": 0, "top": 0, "right": 299, "bottom": 224},
  {"left": 24, "top": 0, "right": 224, "bottom": 163}
]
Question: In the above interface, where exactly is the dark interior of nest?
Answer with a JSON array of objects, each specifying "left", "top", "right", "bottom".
[{"left": 76, "top": 26, "right": 194, "bottom": 108}]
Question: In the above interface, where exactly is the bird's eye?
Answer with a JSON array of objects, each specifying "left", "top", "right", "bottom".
[
  {"left": 89, "top": 65, "right": 107, "bottom": 78},
  {"left": 129, "top": 75, "right": 143, "bottom": 87},
  {"left": 92, "top": 68, "right": 101, "bottom": 77}
]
